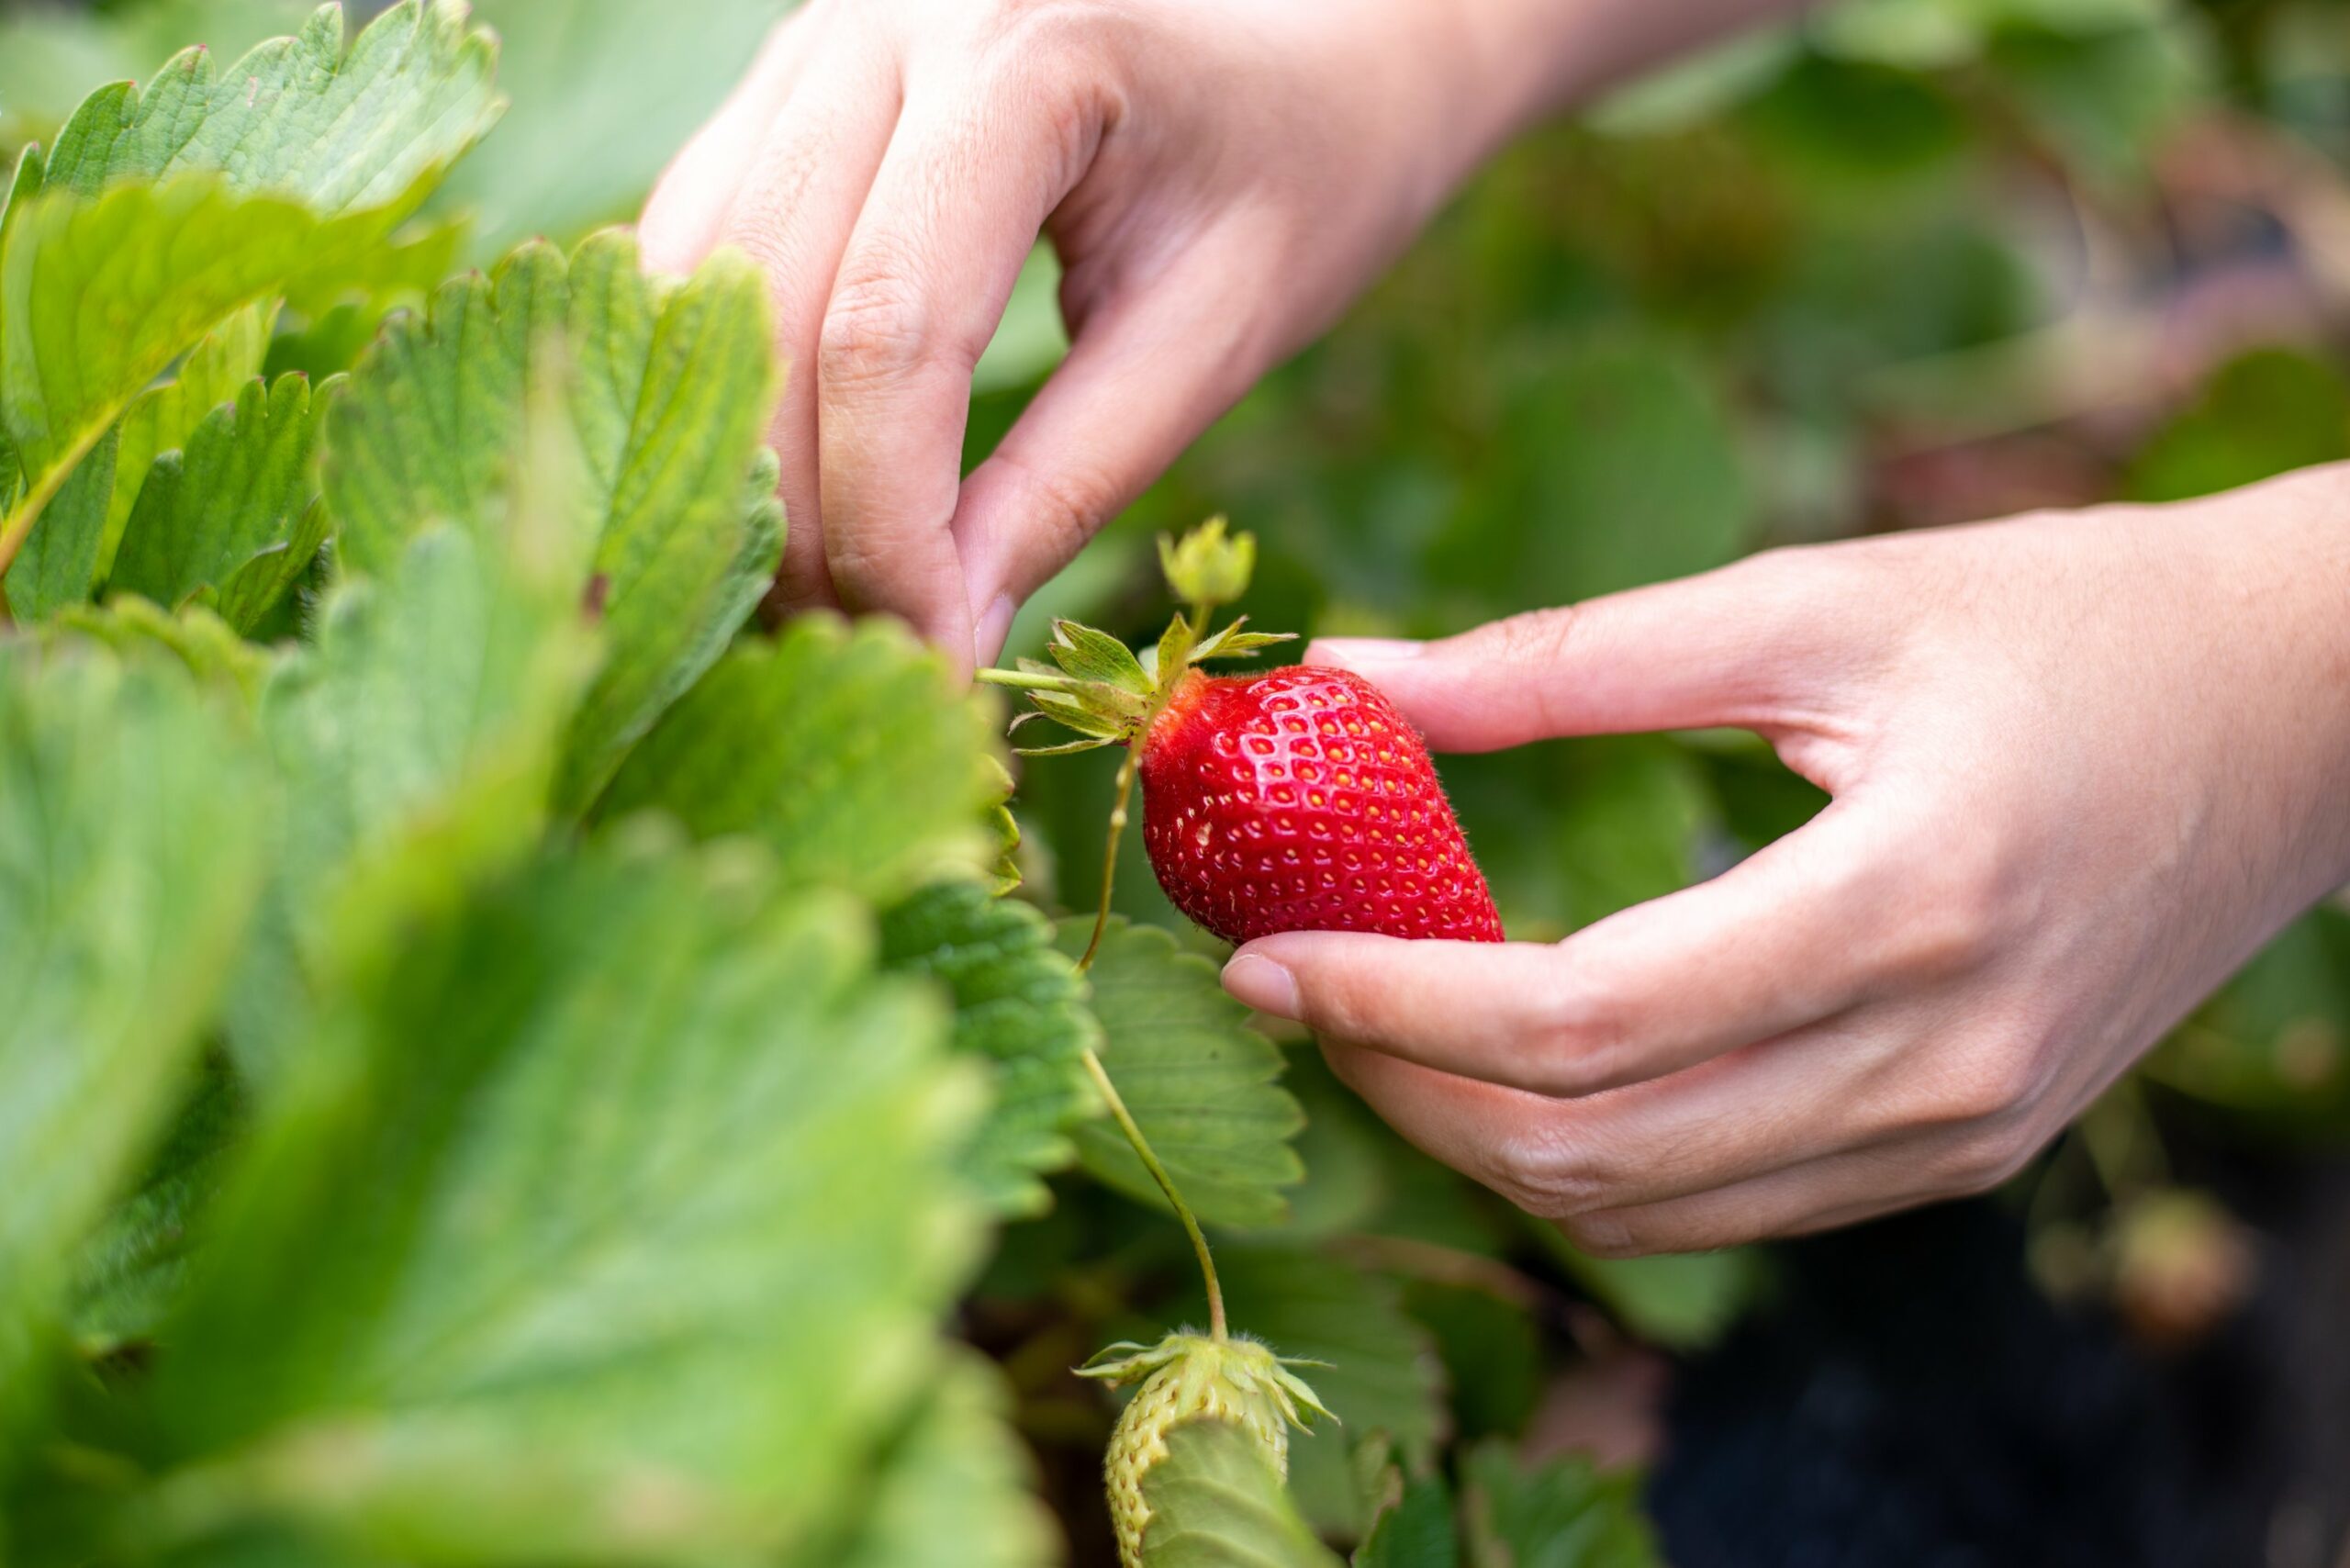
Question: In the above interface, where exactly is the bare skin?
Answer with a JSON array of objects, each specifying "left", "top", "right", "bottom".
[{"left": 647, "top": 4, "right": 2350, "bottom": 1255}]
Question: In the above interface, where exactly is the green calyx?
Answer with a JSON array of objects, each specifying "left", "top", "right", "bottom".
[
  {"left": 1079, "top": 1331, "right": 1335, "bottom": 1426},
  {"left": 975, "top": 519, "right": 1292, "bottom": 757}
]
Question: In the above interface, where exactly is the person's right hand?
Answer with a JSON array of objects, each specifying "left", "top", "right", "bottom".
[{"left": 638, "top": 0, "right": 1573, "bottom": 669}]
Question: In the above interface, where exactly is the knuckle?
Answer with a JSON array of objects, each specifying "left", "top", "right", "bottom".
[
  {"left": 1893, "top": 1039, "right": 2048, "bottom": 1138},
  {"left": 1932, "top": 1117, "right": 2043, "bottom": 1196},
  {"left": 1483, "top": 1123, "right": 1608, "bottom": 1219},
  {"left": 1943, "top": 1042, "right": 2047, "bottom": 1126},
  {"left": 818, "top": 272, "right": 938, "bottom": 391},
  {"left": 1886, "top": 839, "right": 2013, "bottom": 980}
]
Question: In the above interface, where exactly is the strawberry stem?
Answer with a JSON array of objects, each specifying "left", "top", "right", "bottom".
[
  {"left": 1080, "top": 1046, "right": 1228, "bottom": 1341},
  {"left": 1076, "top": 745, "right": 1137, "bottom": 972}
]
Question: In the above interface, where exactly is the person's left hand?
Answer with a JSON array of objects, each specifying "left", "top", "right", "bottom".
[{"left": 1220, "top": 465, "right": 2350, "bottom": 1256}]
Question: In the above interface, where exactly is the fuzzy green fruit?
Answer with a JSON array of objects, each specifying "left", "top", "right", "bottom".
[{"left": 1081, "top": 1331, "right": 1332, "bottom": 1567}]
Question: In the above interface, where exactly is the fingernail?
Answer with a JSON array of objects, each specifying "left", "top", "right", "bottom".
[
  {"left": 1310, "top": 637, "right": 1425, "bottom": 666},
  {"left": 974, "top": 593, "right": 1017, "bottom": 666},
  {"left": 1222, "top": 953, "right": 1301, "bottom": 1020}
]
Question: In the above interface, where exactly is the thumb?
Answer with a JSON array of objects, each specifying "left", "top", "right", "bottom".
[{"left": 1307, "top": 551, "right": 1847, "bottom": 751}]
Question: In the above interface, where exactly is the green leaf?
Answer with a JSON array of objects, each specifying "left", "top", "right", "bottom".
[
  {"left": 2124, "top": 348, "right": 2350, "bottom": 503},
  {"left": 7, "top": 425, "right": 117, "bottom": 618},
  {"left": 106, "top": 301, "right": 279, "bottom": 571},
  {"left": 1058, "top": 917, "right": 1304, "bottom": 1230},
  {"left": 1048, "top": 619, "right": 1154, "bottom": 695},
  {"left": 109, "top": 372, "right": 331, "bottom": 630},
  {"left": 147, "top": 836, "right": 984, "bottom": 1561},
  {"left": 880, "top": 880, "right": 1099, "bottom": 1217},
  {"left": 1137, "top": 1419, "right": 1346, "bottom": 1568},
  {"left": 602, "top": 614, "right": 1006, "bottom": 903},
  {"left": 0, "top": 177, "right": 330, "bottom": 575},
  {"left": 0, "top": 643, "right": 266, "bottom": 1439},
  {"left": 1192, "top": 1249, "right": 1448, "bottom": 1537},
  {"left": 1533, "top": 1223, "right": 1763, "bottom": 1351},
  {"left": 428, "top": 0, "right": 782, "bottom": 256},
  {"left": 825, "top": 1353, "right": 1059, "bottom": 1568},
  {"left": 1430, "top": 333, "right": 1750, "bottom": 610},
  {"left": 1354, "top": 1467, "right": 1460, "bottom": 1568},
  {"left": 41, "top": 595, "right": 272, "bottom": 700},
  {"left": 0, "top": 143, "right": 41, "bottom": 243},
  {"left": 259, "top": 521, "right": 594, "bottom": 994},
  {"left": 40, "top": 0, "right": 501, "bottom": 219},
  {"left": 70, "top": 1052, "right": 247, "bottom": 1356},
  {"left": 1460, "top": 1442, "right": 1662, "bottom": 1568},
  {"left": 321, "top": 232, "right": 785, "bottom": 807},
  {"left": 1, "top": 2, "right": 504, "bottom": 584}
]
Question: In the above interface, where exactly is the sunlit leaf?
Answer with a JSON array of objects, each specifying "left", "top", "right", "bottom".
[
  {"left": 0, "top": 1, "right": 504, "bottom": 587},
  {"left": 322, "top": 232, "right": 784, "bottom": 806},
  {"left": 39, "top": 0, "right": 500, "bottom": 218},
  {"left": 0, "top": 178, "right": 330, "bottom": 576},
  {"left": 602, "top": 614, "right": 1005, "bottom": 904}
]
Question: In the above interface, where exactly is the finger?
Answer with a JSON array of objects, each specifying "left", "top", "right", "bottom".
[
  {"left": 1561, "top": 1144, "right": 1982, "bottom": 1258},
  {"left": 1318, "top": 1009, "right": 1893, "bottom": 1220},
  {"left": 1230, "top": 802, "right": 1908, "bottom": 1098},
  {"left": 716, "top": 43, "right": 905, "bottom": 612},
  {"left": 952, "top": 232, "right": 1274, "bottom": 659},
  {"left": 815, "top": 73, "right": 1102, "bottom": 664},
  {"left": 1303, "top": 548, "right": 1874, "bottom": 751},
  {"left": 639, "top": 17, "right": 809, "bottom": 274}
]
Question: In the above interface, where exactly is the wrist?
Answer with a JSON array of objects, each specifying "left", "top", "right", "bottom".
[{"left": 2192, "top": 463, "right": 2350, "bottom": 901}]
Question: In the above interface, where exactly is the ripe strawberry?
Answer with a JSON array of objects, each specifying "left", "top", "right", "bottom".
[
  {"left": 981, "top": 520, "right": 1502, "bottom": 948},
  {"left": 1136, "top": 664, "right": 1500, "bottom": 945},
  {"left": 1080, "top": 1331, "right": 1332, "bottom": 1568}
]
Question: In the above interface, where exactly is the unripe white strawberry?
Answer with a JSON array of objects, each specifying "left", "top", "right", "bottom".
[{"left": 1080, "top": 1331, "right": 1332, "bottom": 1567}]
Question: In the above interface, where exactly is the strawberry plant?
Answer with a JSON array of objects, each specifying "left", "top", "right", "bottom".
[{"left": 0, "top": 6, "right": 1666, "bottom": 1564}]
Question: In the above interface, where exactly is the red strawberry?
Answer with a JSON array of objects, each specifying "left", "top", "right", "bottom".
[
  {"left": 1137, "top": 665, "right": 1501, "bottom": 944},
  {"left": 979, "top": 520, "right": 1503, "bottom": 950}
]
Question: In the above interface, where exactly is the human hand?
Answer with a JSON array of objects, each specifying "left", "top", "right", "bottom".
[
  {"left": 638, "top": 0, "right": 1576, "bottom": 669},
  {"left": 1221, "top": 466, "right": 2350, "bottom": 1255}
]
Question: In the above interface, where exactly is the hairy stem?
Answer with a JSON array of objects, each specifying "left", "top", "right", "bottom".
[
  {"left": 1081, "top": 1046, "right": 1227, "bottom": 1341},
  {"left": 1077, "top": 745, "right": 1137, "bottom": 972}
]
